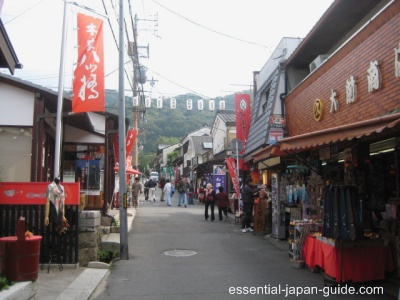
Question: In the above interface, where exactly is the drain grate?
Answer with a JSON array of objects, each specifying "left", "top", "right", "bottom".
[{"left": 163, "top": 249, "right": 197, "bottom": 257}]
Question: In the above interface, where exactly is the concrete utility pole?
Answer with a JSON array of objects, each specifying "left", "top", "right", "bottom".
[
  {"left": 130, "top": 16, "right": 139, "bottom": 170},
  {"left": 118, "top": 0, "right": 129, "bottom": 260}
]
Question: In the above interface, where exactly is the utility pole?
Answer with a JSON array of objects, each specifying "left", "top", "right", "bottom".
[
  {"left": 130, "top": 14, "right": 155, "bottom": 170},
  {"left": 132, "top": 16, "right": 139, "bottom": 170},
  {"left": 118, "top": 0, "right": 128, "bottom": 260}
]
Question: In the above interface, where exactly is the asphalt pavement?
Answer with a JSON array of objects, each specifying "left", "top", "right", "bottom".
[{"left": 87, "top": 190, "right": 395, "bottom": 300}]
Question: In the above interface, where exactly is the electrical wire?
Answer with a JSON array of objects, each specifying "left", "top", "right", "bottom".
[
  {"left": 3, "top": 0, "right": 45, "bottom": 25},
  {"left": 101, "top": 0, "right": 134, "bottom": 91},
  {"left": 144, "top": 64, "right": 210, "bottom": 99},
  {"left": 152, "top": 0, "right": 270, "bottom": 49}
]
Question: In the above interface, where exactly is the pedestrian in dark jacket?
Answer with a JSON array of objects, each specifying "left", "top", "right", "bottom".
[
  {"left": 241, "top": 177, "right": 256, "bottom": 232},
  {"left": 176, "top": 177, "right": 189, "bottom": 207},
  {"left": 216, "top": 186, "right": 229, "bottom": 221},
  {"left": 159, "top": 175, "right": 166, "bottom": 201},
  {"left": 146, "top": 178, "right": 157, "bottom": 201}
]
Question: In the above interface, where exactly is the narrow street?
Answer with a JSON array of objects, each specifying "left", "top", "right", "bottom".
[{"left": 93, "top": 189, "right": 393, "bottom": 300}]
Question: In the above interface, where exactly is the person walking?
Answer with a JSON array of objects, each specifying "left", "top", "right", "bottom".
[
  {"left": 147, "top": 178, "right": 157, "bottom": 201},
  {"left": 163, "top": 179, "right": 172, "bottom": 206},
  {"left": 216, "top": 186, "right": 229, "bottom": 221},
  {"left": 187, "top": 180, "right": 194, "bottom": 205},
  {"left": 241, "top": 177, "right": 257, "bottom": 232},
  {"left": 131, "top": 177, "right": 142, "bottom": 208},
  {"left": 159, "top": 175, "right": 166, "bottom": 201},
  {"left": 204, "top": 183, "right": 216, "bottom": 221},
  {"left": 143, "top": 176, "right": 150, "bottom": 201},
  {"left": 176, "top": 177, "right": 188, "bottom": 207}
]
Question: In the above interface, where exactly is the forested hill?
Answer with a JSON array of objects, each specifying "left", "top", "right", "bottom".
[{"left": 104, "top": 89, "right": 240, "bottom": 156}]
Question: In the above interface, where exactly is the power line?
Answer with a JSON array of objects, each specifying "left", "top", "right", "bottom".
[
  {"left": 144, "top": 65, "right": 210, "bottom": 99},
  {"left": 3, "top": 0, "right": 45, "bottom": 25},
  {"left": 152, "top": 0, "right": 270, "bottom": 49}
]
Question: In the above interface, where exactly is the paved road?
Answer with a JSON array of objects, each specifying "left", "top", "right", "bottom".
[{"left": 92, "top": 190, "right": 393, "bottom": 300}]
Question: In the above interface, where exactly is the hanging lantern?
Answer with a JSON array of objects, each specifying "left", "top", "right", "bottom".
[
  {"left": 170, "top": 98, "right": 176, "bottom": 109},
  {"left": 133, "top": 96, "right": 139, "bottom": 106},
  {"left": 219, "top": 100, "right": 225, "bottom": 110},
  {"left": 198, "top": 99, "right": 204, "bottom": 111},
  {"left": 157, "top": 97, "right": 163, "bottom": 109},
  {"left": 187, "top": 99, "right": 193, "bottom": 110},
  {"left": 145, "top": 97, "right": 152, "bottom": 108},
  {"left": 209, "top": 99, "right": 215, "bottom": 111}
]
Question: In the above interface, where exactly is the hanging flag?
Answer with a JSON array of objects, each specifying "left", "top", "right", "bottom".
[
  {"left": 145, "top": 97, "right": 152, "bottom": 108},
  {"left": 198, "top": 99, "right": 204, "bottom": 111},
  {"left": 226, "top": 157, "right": 240, "bottom": 200},
  {"left": 235, "top": 93, "right": 251, "bottom": 154},
  {"left": 72, "top": 13, "right": 105, "bottom": 113},
  {"left": 187, "top": 99, "right": 193, "bottom": 110},
  {"left": 209, "top": 99, "right": 215, "bottom": 111},
  {"left": 235, "top": 93, "right": 251, "bottom": 170},
  {"left": 125, "top": 128, "right": 138, "bottom": 159},
  {"left": 133, "top": 96, "right": 139, "bottom": 106},
  {"left": 170, "top": 98, "right": 176, "bottom": 109},
  {"left": 219, "top": 100, "right": 225, "bottom": 110},
  {"left": 157, "top": 97, "right": 163, "bottom": 109},
  {"left": 113, "top": 133, "right": 119, "bottom": 163}
]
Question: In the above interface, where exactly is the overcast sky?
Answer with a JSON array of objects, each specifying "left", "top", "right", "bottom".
[{"left": 1, "top": 0, "right": 334, "bottom": 100}]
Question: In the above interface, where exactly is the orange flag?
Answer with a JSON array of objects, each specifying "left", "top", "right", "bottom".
[{"left": 72, "top": 13, "right": 105, "bottom": 113}]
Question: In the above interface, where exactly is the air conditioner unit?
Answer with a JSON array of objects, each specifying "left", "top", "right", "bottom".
[{"left": 309, "top": 54, "right": 329, "bottom": 73}]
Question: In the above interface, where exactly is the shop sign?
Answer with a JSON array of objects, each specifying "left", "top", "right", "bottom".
[
  {"left": 213, "top": 165, "right": 224, "bottom": 175},
  {"left": 0, "top": 182, "right": 80, "bottom": 205},
  {"left": 270, "top": 115, "right": 286, "bottom": 128},
  {"left": 268, "top": 128, "right": 284, "bottom": 144},
  {"left": 213, "top": 175, "right": 226, "bottom": 191}
]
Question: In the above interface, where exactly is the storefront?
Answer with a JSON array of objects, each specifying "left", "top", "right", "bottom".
[{"left": 243, "top": 0, "right": 400, "bottom": 282}]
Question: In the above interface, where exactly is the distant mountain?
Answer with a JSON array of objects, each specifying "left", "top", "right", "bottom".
[{"left": 104, "top": 90, "right": 241, "bottom": 155}]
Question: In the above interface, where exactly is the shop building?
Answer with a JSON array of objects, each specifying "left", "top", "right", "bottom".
[
  {"left": 245, "top": 0, "right": 400, "bottom": 282},
  {"left": 0, "top": 72, "right": 123, "bottom": 213}
]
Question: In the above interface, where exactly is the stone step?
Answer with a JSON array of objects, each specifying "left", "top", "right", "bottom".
[{"left": 99, "top": 208, "right": 136, "bottom": 254}]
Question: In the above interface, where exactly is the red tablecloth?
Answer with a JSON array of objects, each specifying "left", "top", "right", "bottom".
[{"left": 304, "top": 236, "right": 394, "bottom": 282}]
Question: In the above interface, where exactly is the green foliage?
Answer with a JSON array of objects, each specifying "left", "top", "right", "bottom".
[
  {"left": 139, "top": 153, "right": 156, "bottom": 174},
  {"left": 111, "top": 218, "right": 119, "bottom": 227},
  {"left": 167, "top": 151, "right": 179, "bottom": 165},
  {"left": 0, "top": 276, "right": 10, "bottom": 292},
  {"left": 97, "top": 250, "right": 119, "bottom": 264}
]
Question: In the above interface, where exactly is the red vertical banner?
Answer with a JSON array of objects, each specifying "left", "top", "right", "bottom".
[
  {"left": 226, "top": 157, "right": 240, "bottom": 199},
  {"left": 125, "top": 129, "right": 138, "bottom": 160},
  {"left": 235, "top": 93, "right": 251, "bottom": 153},
  {"left": 235, "top": 93, "right": 251, "bottom": 170},
  {"left": 72, "top": 13, "right": 105, "bottom": 113},
  {"left": 113, "top": 133, "right": 119, "bottom": 164}
]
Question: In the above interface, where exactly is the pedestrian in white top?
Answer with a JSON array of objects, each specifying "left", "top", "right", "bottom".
[{"left": 163, "top": 179, "right": 172, "bottom": 206}]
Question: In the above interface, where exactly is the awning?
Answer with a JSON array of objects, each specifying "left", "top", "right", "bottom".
[
  {"left": 251, "top": 144, "right": 287, "bottom": 163},
  {"left": 279, "top": 113, "right": 400, "bottom": 152},
  {"left": 114, "top": 166, "right": 141, "bottom": 175}
]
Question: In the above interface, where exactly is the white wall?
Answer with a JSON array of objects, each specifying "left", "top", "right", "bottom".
[
  {"left": 64, "top": 124, "right": 104, "bottom": 143},
  {"left": 0, "top": 83, "right": 34, "bottom": 126}
]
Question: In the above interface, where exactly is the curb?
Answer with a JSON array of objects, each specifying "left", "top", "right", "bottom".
[
  {"left": 55, "top": 268, "right": 109, "bottom": 300},
  {"left": 0, "top": 281, "right": 37, "bottom": 300}
]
